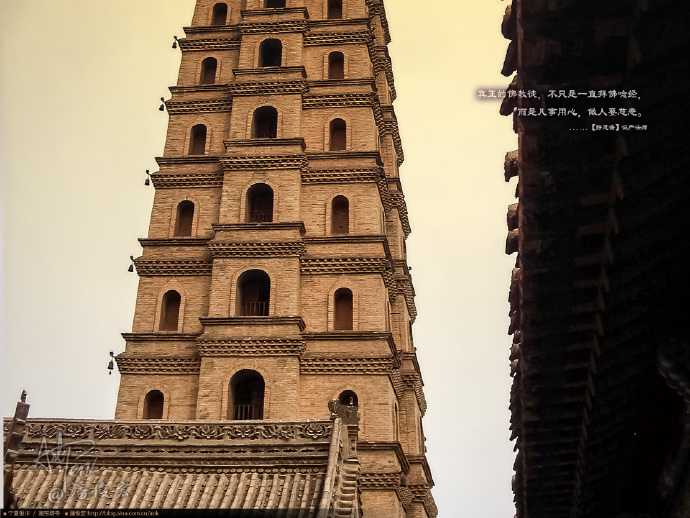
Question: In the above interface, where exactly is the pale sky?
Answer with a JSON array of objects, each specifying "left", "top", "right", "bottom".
[{"left": 2, "top": 1, "right": 517, "bottom": 515}]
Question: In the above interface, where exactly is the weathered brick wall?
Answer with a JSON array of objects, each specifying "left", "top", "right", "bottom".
[{"left": 115, "top": 1, "right": 435, "bottom": 515}]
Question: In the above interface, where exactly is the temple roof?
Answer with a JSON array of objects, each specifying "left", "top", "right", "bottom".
[{"left": 5, "top": 418, "right": 360, "bottom": 514}]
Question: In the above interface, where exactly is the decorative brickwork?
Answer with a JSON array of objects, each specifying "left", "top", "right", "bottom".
[
  {"left": 197, "top": 339, "right": 306, "bottom": 357},
  {"left": 134, "top": 260, "right": 213, "bottom": 276},
  {"left": 115, "top": 356, "right": 201, "bottom": 374},
  {"left": 106, "top": 1, "right": 434, "bottom": 515}
]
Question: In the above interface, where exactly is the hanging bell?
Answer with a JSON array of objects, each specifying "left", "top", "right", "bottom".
[
  {"left": 107, "top": 352, "right": 115, "bottom": 375},
  {"left": 172, "top": 36, "right": 178, "bottom": 49}
]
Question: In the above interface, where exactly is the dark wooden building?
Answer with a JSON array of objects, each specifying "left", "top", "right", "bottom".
[{"left": 501, "top": 1, "right": 690, "bottom": 517}]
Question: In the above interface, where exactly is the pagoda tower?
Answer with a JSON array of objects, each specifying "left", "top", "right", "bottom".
[{"left": 114, "top": 0, "right": 435, "bottom": 515}]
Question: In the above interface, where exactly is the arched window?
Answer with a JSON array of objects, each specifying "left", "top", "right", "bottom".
[
  {"left": 334, "top": 288, "right": 353, "bottom": 330},
  {"left": 212, "top": 3, "right": 228, "bottom": 25},
  {"left": 252, "top": 106, "right": 278, "bottom": 138},
  {"left": 159, "top": 290, "right": 181, "bottom": 331},
  {"left": 174, "top": 201, "right": 194, "bottom": 236},
  {"left": 259, "top": 39, "right": 282, "bottom": 67},
  {"left": 200, "top": 57, "right": 217, "bottom": 85},
  {"left": 238, "top": 270, "right": 270, "bottom": 316},
  {"left": 329, "top": 118, "right": 346, "bottom": 151},
  {"left": 265, "top": 0, "right": 285, "bottom": 7},
  {"left": 328, "top": 52, "right": 344, "bottom": 79},
  {"left": 338, "top": 390, "right": 358, "bottom": 408},
  {"left": 189, "top": 124, "right": 207, "bottom": 155},
  {"left": 393, "top": 403, "right": 399, "bottom": 441},
  {"left": 230, "top": 370, "right": 265, "bottom": 420},
  {"left": 328, "top": 0, "right": 343, "bottom": 19},
  {"left": 247, "top": 183, "right": 274, "bottom": 223},
  {"left": 144, "top": 390, "right": 164, "bottom": 419},
  {"left": 331, "top": 195, "right": 349, "bottom": 234}
]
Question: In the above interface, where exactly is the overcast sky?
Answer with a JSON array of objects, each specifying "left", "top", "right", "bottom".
[{"left": 2, "top": 1, "right": 517, "bottom": 515}]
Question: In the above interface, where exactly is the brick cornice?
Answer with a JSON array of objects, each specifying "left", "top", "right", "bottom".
[
  {"left": 115, "top": 355, "right": 201, "bottom": 374},
  {"left": 133, "top": 259, "right": 212, "bottom": 276},
  {"left": 308, "top": 18, "right": 371, "bottom": 29},
  {"left": 303, "top": 30, "right": 372, "bottom": 46},
  {"left": 151, "top": 172, "right": 224, "bottom": 188},
  {"left": 238, "top": 20, "right": 308, "bottom": 34},
  {"left": 401, "top": 371, "right": 427, "bottom": 416},
  {"left": 196, "top": 339, "right": 306, "bottom": 357},
  {"left": 369, "top": 44, "right": 396, "bottom": 101},
  {"left": 300, "top": 257, "right": 388, "bottom": 272},
  {"left": 302, "top": 93, "right": 376, "bottom": 109},
  {"left": 208, "top": 241, "right": 306, "bottom": 257},
  {"left": 164, "top": 99, "right": 232, "bottom": 114},
  {"left": 220, "top": 154, "right": 307, "bottom": 170},
  {"left": 389, "top": 368, "right": 404, "bottom": 400},
  {"left": 394, "top": 273, "right": 417, "bottom": 323},
  {"left": 301, "top": 168, "right": 382, "bottom": 184},
  {"left": 359, "top": 471, "right": 403, "bottom": 489},
  {"left": 388, "top": 191, "right": 411, "bottom": 237},
  {"left": 178, "top": 37, "right": 241, "bottom": 51},
  {"left": 228, "top": 80, "right": 308, "bottom": 95},
  {"left": 300, "top": 356, "right": 396, "bottom": 374}
]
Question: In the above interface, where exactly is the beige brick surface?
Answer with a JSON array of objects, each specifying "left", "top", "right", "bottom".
[{"left": 116, "top": 1, "right": 434, "bottom": 515}]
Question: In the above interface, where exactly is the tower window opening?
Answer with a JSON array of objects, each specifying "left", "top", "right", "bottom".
[
  {"left": 393, "top": 403, "right": 399, "bottom": 441},
  {"left": 252, "top": 106, "right": 278, "bottom": 138},
  {"left": 265, "top": 0, "right": 285, "bottom": 8},
  {"left": 259, "top": 39, "right": 282, "bottom": 67},
  {"left": 174, "top": 201, "right": 195, "bottom": 237},
  {"left": 338, "top": 390, "right": 358, "bottom": 408},
  {"left": 200, "top": 57, "right": 218, "bottom": 85},
  {"left": 328, "top": 52, "right": 344, "bottom": 79},
  {"left": 212, "top": 3, "right": 228, "bottom": 25},
  {"left": 329, "top": 118, "right": 346, "bottom": 151},
  {"left": 230, "top": 370, "right": 265, "bottom": 420},
  {"left": 331, "top": 195, "right": 349, "bottom": 234},
  {"left": 334, "top": 287, "right": 353, "bottom": 330},
  {"left": 159, "top": 290, "right": 181, "bottom": 331},
  {"left": 238, "top": 270, "right": 270, "bottom": 316},
  {"left": 328, "top": 0, "right": 343, "bottom": 19},
  {"left": 247, "top": 183, "right": 274, "bottom": 223},
  {"left": 144, "top": 390, "right": 164, "bottom": 419},
  {"left": 189, "top": 124, "right": 207, "bottom": 155}
]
